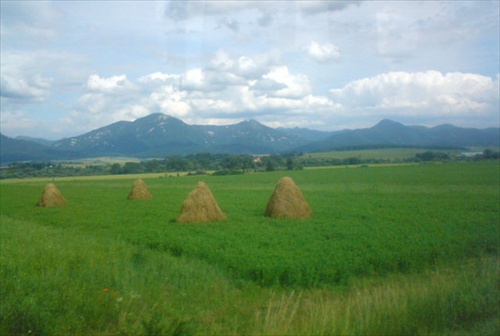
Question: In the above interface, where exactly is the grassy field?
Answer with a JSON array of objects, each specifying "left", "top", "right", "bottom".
[
  {"left": 303, "top": 148, "right": 462, "bottom": 161},
  {"left": 1, "top": 162, "right": 499, "bottom": 335}
]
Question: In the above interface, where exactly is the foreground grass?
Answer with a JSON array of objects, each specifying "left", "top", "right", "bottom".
[
  {"left": 0, "top": 216, "right": 258, "bottom": 335},
  {"left": 1, "top": 162, "right": 499, "bottom": 334},
  {"left": 1, "top": 216, "right": 498, "bottom": 335},
  {"left": 253, "top": 258, "right": 499, "bottom": 335}
]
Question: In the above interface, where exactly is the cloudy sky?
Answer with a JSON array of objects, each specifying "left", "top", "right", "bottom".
[{"left": 1, "top": 0, "right": 499, "bottom": 139}]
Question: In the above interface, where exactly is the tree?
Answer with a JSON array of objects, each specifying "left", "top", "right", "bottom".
[
  {"left": 483, "top": 149, "right": 499, "bottom": 160},
  {"left": 122, "top": 162, "right": 143, "bottom": 174},
  {"left": 165, "top": 156, "right": 192, "bottom": 171},
  {"left": 110, "top": 163, "right": 122, "bottom": 175},
  {"left": 143, "top": 159, "right": 161, "bottom": 172},
  {"left": 416, "top": 151, "right": 449, "bottom": 162}
]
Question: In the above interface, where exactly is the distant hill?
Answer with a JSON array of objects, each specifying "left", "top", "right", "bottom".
[
  {"left": 1, "top": 114, "right": 498, "bottom": 164},
  {"left": 298, "top": 119, "right": 499, "bottom": 152},
  {"left": 51, "top": 113, "right": 307, "bottom": 158},
  {"left": 277, "top": 127, "right": 336, "bottom": 142},
  {"left": 0, "top": 133, "right": 76, "bottom": 163},
  {"left": 15, "top": 136, "right": 54, "bottom": 147}
]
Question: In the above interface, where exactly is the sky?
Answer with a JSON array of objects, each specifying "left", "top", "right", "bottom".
[{"left": 1, "top": 0, "right": 499, "bottom": 140}]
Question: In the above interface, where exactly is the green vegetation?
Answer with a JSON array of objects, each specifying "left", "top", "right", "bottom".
[
  {"left": 301, "top": 147, "right": 499, "bottom": 166},
  {"left": 2, "top": 147, "right": 498, "bottom": 179},
  {"left": 1, "top": 162, "right": 499, "bottom": 335}
]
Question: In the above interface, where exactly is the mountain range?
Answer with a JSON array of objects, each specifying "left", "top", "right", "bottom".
[{"left": 1, "top": 113, "right": 498, "bottom": 163}]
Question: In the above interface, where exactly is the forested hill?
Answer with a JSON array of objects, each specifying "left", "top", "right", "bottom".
[
  {"left": 1, "top": 114, "right": 498, "bottom": 163},
  {"left": 50, "top": 113, "right": 307, "bottom": 158},
  {"left": 297, "top": 119, "right": 499, "bottom": 152}
]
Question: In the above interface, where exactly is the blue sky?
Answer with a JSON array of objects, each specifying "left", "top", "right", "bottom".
[{"left": 1, "top": 0, "right": 499, "bottom": 139}]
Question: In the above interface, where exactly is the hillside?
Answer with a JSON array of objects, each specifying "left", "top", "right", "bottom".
[
  {"left": 50, "top": 113, "right": 307, "bottom": 158},
  {"left": 1, "top": 114, "right": 498, "bottom": 163},
  {"left": 298, "top": 119, "right": 499, "bottom": 152},
  {"left": 0, "top": 133, "right": 76, "bottom": 163}
]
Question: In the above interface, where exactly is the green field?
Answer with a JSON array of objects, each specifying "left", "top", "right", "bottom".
[
  {"left": 304, "top": 148, "right": 456, "bottom": 160},
  {"left": 1, "top": 162, "right": 499, "bottom": 335}
]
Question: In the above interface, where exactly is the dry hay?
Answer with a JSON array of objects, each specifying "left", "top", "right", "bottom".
[
  {"left": 177, "top": 181, "right": 227, "bottom": 223},
  {"left": 127, "top": 178, "right": 153, "bottom": 200},
  {"left": 264, "top": 176, "right": 312, "bottom": 219},
  {"left": 37, "top": 183, "right": 67, "bottom": 207}
]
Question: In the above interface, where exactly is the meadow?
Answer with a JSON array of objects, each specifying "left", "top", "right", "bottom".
[
  {"left": 1, "top": 161, "right": 499, "bottom": 335},
  {"left": 303, "top": 147, "right": 459, "bottom": 161}
]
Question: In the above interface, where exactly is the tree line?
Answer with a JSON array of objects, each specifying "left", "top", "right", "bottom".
[
  {"left": 0, "top": 153, "right": 299, "bottom": 179},
  {"left": 1, "top": 149, "right": 498, "bottom": 179}
]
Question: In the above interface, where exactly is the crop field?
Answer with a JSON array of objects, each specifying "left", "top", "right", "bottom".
[
  {"left": 1, "top": 161, "right": 499, "bottom": 335},
  {"left": 304, "top": 148, "right": 459, "bottom": 161}
]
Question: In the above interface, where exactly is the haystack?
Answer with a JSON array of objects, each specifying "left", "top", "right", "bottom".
[
  {"left": 127, "top": 178, "right": 153, "bottom": 200},
  {"left": 177, "top": 182, "right": 227, "bottom": 223},
  {"left": 37, "top": 183, "right": 67, "bottom": 207},
  {"left": 264, "top": 177, "right": 312, "bottom": 219}
]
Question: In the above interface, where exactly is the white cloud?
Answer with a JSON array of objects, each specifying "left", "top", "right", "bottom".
[
  {"left": 0, "top": 49, "right": 91, "bottom": 97},
  {"left": 86, "top": 74, "right": 135, "bottom": 94},
  {"left": 263, "top": 66, "right": 312, "bottom": 98},
  {"left": 65, "top": 51, "right": 337, "bottom": 133},
  {"left": 209, "top": 49, "right": 281, "bottom": 79},
  {"left": 1, "top": 74, "right": 52, "bottom": 102},
  {"left": 149, "top": 85, "right": 191, "bottom": 117},
  {"left": 182, "top": 68, "right": 205, "bottom": 91},
  {"left": 330, "top": 71, "right": 500, "bottom": 119},
  {"left": 138, "top": 72, "right": 180, "bottom": 83},
  {"left": 210, "top": 50, "right": 235, "bottom": 71},
  {"left": 304, "top": 41, "right": 341, "bottom": 63},
  {"left": 48, "top": 65, "right": 500, "bottom": 138}
]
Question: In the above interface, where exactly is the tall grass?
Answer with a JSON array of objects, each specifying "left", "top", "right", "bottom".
[
  {"left": 0, "top": 216, "right": 255, "bottom": 335},
  {"left": 2, "top": 215, "right": 498, "bottom": 335},
  {"left": 252, "top": 258, "right": 499, "bottom": 335}
]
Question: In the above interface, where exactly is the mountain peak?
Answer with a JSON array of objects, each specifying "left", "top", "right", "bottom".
[
  {"left": 370, "top": 119, "right": 406, "bottom": 132},
  {"left": 137, "top": 113, "right": 172, "bottom": 122},
  {"left": 374, "top": 119, "right": 403, "bottom": 128},
  {"left": 236, "top": 119, "right": 267, "bottom": 129}
]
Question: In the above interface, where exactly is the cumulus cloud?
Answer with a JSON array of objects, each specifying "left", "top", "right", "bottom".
[
  {"left": 208, "top": 49, "right": 281, "bottom": 78},
  {"left": 304, "top": 41, "right": 341, "bottom": 63},
  {"left": 66, "top": 49, "right": 339, "bottom": 132},
  {"left": 263, "top": 66, "right": 312, "bottom": 98},
  {"left": 330, "top": 71, "right": 500, "bottom": 119},
  {"left": 57, "top": 68, "right": 500, "bottom": 136},
  {"left": 86, "top": 74, "right": 135, "bottom": 94},
  {"left": 251, "top": 78, "right": 287, "bottom": 92},
  {"left": 1, "top": 74, "right": 52, "bottom": 102}
]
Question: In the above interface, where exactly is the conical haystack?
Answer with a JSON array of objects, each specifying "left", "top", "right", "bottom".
[
  {"left": 127, "top": 178, "right": 153, "bottom": 200},
  {"left": 37, "top": 183, "right": 67, "bottom": 207},
  {"left": 177, "top": 182, "right": 227, "bottom": 223},
  {"left": 265, "top": 177, "right": 312, "bottom": 219}
]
